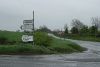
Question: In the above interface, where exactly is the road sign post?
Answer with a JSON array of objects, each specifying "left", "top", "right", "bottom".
[
  {"left": 21, "top": 10, "right": 35, "bottom": 45},
  {"left": 33, "top": 10, "right": 34, "bottom": 45}
]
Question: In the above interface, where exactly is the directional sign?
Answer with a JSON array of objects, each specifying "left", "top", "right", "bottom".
[
  {"left": 22, "top": 35, "right": 33, "bottom": 42},
  {"left": 24, "top": 24, "right": 33, "bottom": 29},
  {"left": 23, "top": 20, "right": 33, "bottom": 28},
  {"left": 23, "top": 20, "right": 33, "bottom": 24},
  {"left": 21, "top": 11, "right": 34, "bottom": 45},
  {"left": 21, "top": 20, "right": 33, "bottom": 32},
  {"left": 21, "top": 25, "right": 33, "bottom": 32}
]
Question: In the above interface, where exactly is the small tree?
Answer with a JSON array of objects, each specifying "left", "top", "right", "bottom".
[
  {"left": 70, "top": 27, "right": 79, "bottom": 34},
  {"left": 64, "top": 24, "right": 68, "bottom": 30},
  {"left": 80, "top": 25, "right": 89, "bottom": 35},
  {"left": 64, "top": 28, "right": 68, "bottom": 34},
  {"left": 64, "top": 24, "right": 68, "bottom": 34},
  {"left": 89, "top": 26, "right": 98, "bottom": 36}
]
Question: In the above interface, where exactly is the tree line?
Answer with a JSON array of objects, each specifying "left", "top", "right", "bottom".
[
  {"left": 36, "top": 17, "right": 100, "bottom": 38},
  {"left": 64, "top": 17, "right": 100, "bottom": 37}
]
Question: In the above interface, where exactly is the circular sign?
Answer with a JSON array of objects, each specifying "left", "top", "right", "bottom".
[
  {"left": 22, "top": 35, "right": 33, "bottom": 42},
  {"left": 22, "top": 35, "right": 29, "bottom": 42}
]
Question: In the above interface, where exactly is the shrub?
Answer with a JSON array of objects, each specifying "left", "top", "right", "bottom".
[
  {"left": 34, "top": 32, "right": 52, "bottom": 47},
  {"left": 70, "top": 27, "right": 79, "bottom": 34},
  {"left": 96, "top": 32, "right": 100, "bottom": 37},
  {"left": 0, "top": 37, "right": 8, "bottom": 44}
]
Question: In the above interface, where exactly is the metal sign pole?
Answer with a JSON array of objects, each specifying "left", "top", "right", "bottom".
[{"left": 33, "top": 10, "right": 34, "bottom": 45}]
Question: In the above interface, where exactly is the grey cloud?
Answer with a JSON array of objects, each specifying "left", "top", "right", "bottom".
[{"left": 0, "top": 0, "right": 100, "bottom": 31}]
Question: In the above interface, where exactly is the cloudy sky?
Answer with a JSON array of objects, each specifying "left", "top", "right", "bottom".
[{"left": 0, "top": 0, "right": 100, "bottom": 31}]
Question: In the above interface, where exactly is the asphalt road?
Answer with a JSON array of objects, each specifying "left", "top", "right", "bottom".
[{"left": 0, "top": 35, "right": 100, "bottom": 67}]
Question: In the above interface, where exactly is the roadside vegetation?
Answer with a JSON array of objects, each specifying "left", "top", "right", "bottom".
[
  {"left": 53, "top": 17, "right": 100, "bottom": 42},
  {"left": 0, "top": 31, "right": 86, "bottom": 55},
  {"left": 49, "top": 38, "right": 86, "bottom": 54}
]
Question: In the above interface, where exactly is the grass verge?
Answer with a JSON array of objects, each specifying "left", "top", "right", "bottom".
[
  {"left": 49, "top": 38, "right": 86, "bottom": 54},
  {"left": 0, "top": 31, "right": 86, "bottom": 55},
  {"left": 66, "top": 34, "right": 100, "bottom": 42},
  {"left": 0, "top": 38, "right": 86, "bottom": 55}
]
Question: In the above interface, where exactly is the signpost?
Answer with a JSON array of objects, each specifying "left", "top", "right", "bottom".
[
  {"left": 21, "top": 11, "right": 34, "bottom": 45},
  {"left": 21, "top": 20, "right": 33, "bottom": 32}
]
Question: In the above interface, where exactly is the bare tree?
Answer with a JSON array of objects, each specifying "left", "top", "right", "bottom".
[
  {"left": 91, "top": 17, "right": 100, "bottom": 30},
  {"left": 72, "top": 19, "right": 84, "bottom": 30},
  {"left": 64, "top": 24, "right": 68, "bottom": 30}
]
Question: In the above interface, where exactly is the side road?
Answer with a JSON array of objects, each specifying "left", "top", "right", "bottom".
[{"left": 48, "top": 33, "right": 100, "bottom": 53}]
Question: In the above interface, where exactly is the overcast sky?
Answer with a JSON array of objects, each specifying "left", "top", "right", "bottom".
[{"left": 0, "top": 0, "right": 100, "bottom": 31}]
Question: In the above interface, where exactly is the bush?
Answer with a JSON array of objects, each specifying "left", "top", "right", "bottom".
[
  {"left": 96, "top": 32, "right": 100, "bottom": 37},
  {"left": 34, "top": 32, "right": 52, "bottom": 47},
  {"left": 70, "top": 27, "right": 79, "bottom": 34},
  {"left": 0, "top": 37, "right": 8, "bottom": 44}
]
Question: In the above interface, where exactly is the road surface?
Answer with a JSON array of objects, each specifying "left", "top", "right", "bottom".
[{"left": 0, "top": 34, "right": 100, "bottom": 67}]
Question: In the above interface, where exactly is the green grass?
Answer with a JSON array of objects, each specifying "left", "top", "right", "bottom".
[
  {"left": 0, "top": 30, "right": 22, "bottom": 42},
  {"left": 49, "top": 38, "right": 86, "bottom": 54},
  {"left": 0, "top": 38, "right": 86, "bottom": 55},
  {"left": 66, "top": 34, "right": 100, "bottom": 42},
  {"left": 0, "top": 31, "right": 86, "bottom": 55},
  {"left": 0, "top": 45, "right": 54, "bottom": 55}
]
